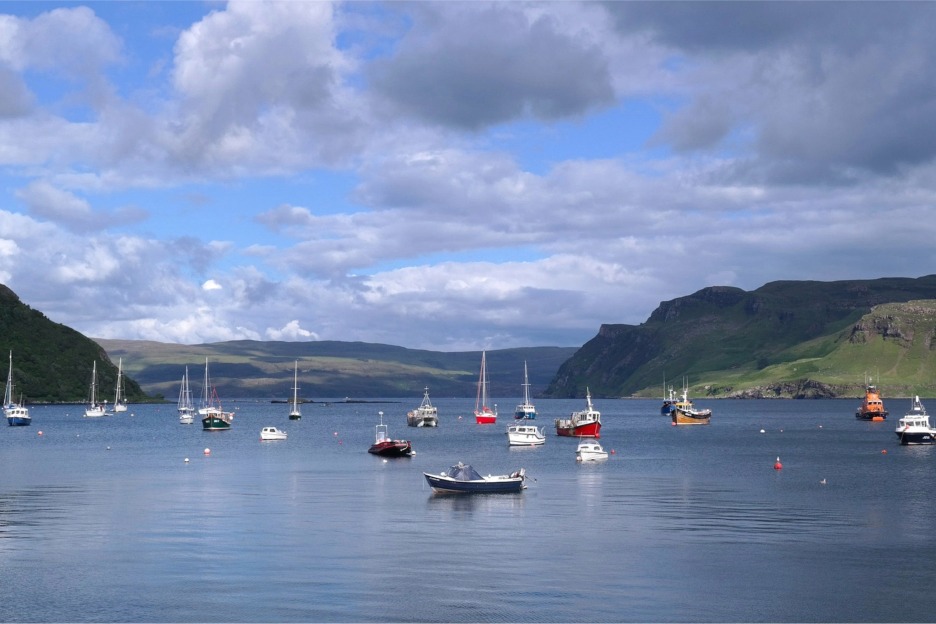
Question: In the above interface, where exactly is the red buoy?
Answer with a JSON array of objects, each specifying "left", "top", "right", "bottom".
[{"left": 774, "top": 456, "right": 783, "bottom": 470}]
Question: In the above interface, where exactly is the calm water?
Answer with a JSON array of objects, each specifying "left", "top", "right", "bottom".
[{"left": 0, "top": 397, "right": 933, "bottom": 622}]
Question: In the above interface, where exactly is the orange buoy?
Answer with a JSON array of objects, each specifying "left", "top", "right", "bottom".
[
  {"left": 774, "top": 456, "right": 783, "bottom": 470},
  {"left": 204, "top": 447, "right": 211, "bottom": 455},
  {"left": 610, "top": 449, "right": 616, "bottom": 455},
  {"left": 881, "top": 449, "right": 888, "bottom": 454}
]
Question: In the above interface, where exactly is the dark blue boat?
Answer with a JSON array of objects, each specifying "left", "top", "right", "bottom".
[{"left": 423, "top": 462, "right": 525, "bottom": 493}]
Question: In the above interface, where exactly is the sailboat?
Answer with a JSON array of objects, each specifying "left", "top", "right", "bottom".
[
  {"left": 84, "top": 361, "right": 108, "bottom": 417},
  {"left": 514, "top": 361, "right": 536, "bottom": 420},
  {"left": 289, "top": 360, "right": 301, "bottom": 420},
  {"left": 199, "top": 358, "right": 233, "bottom": 430},
  {"left": 113, "top": 357, "right": 128, "bottom": 412},
  {"left": 474, "top": 350, "right": 497, "bottom": 424},
  {"left": 178, "top": 366, "right": 195, "bottom": 424},
  {"left": 4, "top": 351, "right": 31, "bottom": 426}
]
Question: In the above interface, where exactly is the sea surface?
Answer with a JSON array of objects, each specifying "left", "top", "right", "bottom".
[{"left": 0, "top": 397, "right": 933, "bottom": 622}]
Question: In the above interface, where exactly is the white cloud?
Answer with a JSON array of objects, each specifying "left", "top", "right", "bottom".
[
  {"left": 266, "top": 320, "right": 318, "bottom": 341},
  {"left": 202, "top": 279, "right": 223, "bottom": 291}
]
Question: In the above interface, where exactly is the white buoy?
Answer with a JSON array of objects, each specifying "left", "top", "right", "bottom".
[
  {"left": 184, "top": 458, "right": 190, "bottom": 463},
  {"left": 204, "top": 448, "right": 211, "bottom": 455},
  {"left": 759, "top": 428, "right": 765, "bottom": 434}
]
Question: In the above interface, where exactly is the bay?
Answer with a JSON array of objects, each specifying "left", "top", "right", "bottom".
[{"left": 0, "top": 397, "right": 931, "bottom": 622}]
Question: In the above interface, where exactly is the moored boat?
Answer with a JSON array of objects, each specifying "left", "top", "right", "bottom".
[
  {"left": 506, "top": 423, "right": 545, "bottom": 446},
  {"left": 84, "top": 361, "right": 108, "bottom": 418},
  {"left": 177, "top": 366, "right": 195, "bottom": 424},
  {"left": 661, "top": 386, "right": 677, "bottom": 416},
  {"left": 4, "top": 351, "right": 30, "bottom": 426},
  {"left": 368, "top": 410, "right": 413, "bottom": 457},
  {"left": 407, "top": 387, "right": 438, "bottom": 427},
  {"left": 856, "top": 380, "right": 888, "bottom": 421},
  {"left": 289, "top": 360, "right": 302, "bottom": 420},
  {"left": 575, "top": 441, "right": 608, "bottom": 462},
  {"left": 895, "top": 396, "right": 936, "bottom": 445},
  {"left": 113, "top": 357, "right": 128, "bottom": 413},
  {"left": 423, "top": 462, "right": 526, "bottom": 493},
  {"left": 473, "top": 351, "right": 497, "bottom": 424},
  {"left": 514, "top": 361, "right": 536, "bottom": 420},
  {"left": 671, "top": 385, "right": 711, "bottom": 425},
  {"left": 260, "top": 426, "right": 288, "bottom": 441},
  {"left": 555, "top": 388, "right": 601, "bottom": 437},
  {"left": 199, "top": 358, "right": 233, "bottom": 430}
]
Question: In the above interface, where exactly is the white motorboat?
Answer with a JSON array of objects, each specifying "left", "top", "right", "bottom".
[
  {"left": 506, "top": 423, "right": 545, "bottom": 446},
  {"left": 407, "top": 387, "right": 439, "bottom": 427},
  {"left": 260, "top": 426, "right": 287, "bottom": 441},
  {"left": 895, "top": 396, "right": 936, "bottom": 445},
  {"left": 575, "top": 440, "right": 609, "bottom": 462}
]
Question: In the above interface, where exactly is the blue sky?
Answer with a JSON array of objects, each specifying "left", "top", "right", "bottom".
[{"left": 2, "top": 1, "right": 936, "bottom": 351}]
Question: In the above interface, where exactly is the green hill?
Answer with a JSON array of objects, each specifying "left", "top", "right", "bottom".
[
  {"left": 0, "top": 285, "right": 147, "bottom": 403},
  {"left": 94, "top": 339, "right": 578, "bottom": 400},
  {"left": 546, "top": 275, "right": 936, "bottom": 399}
]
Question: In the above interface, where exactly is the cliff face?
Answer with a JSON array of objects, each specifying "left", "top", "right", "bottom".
[{"left": 545, "top": 275, "right": 936, "bottom": 398}]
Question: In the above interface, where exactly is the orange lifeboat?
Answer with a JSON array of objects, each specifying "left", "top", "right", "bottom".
[{"left": 856, "top": 383, "right": 888, "bottom": 421}]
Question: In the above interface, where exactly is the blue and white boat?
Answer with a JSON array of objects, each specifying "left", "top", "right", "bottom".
[
  {"left": 424, "top": 462, "right": 525, "bottom": 493},
  {"left": 514, "top": 361, "right": 536, "bottom": 420},
  {"left": 4, "top": 351, "right": 30, "bottom": 426}
]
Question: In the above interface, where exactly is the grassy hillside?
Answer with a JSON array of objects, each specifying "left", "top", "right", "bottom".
[
  {"left": 683, "top": 300, "right": 936, "bottom": 399},
  {"left": 95, "top": 339, "right": 578, "bottom": 400},
  {"left": 547, "top": 275, "right": 936, "bottom": 399},
  {"left": 0, "top": 285, "right": 148, "bottom": 403}
]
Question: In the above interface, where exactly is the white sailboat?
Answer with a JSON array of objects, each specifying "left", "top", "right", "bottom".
[
  {"left": 474, "top": 350, "right": 497, "bottom": 424},
  {"left": 514, "top": 360, "right": 536, "bottom": 420},
  {"left": 84, "top": 361, "right": 108, "bottom": 417},
  {"left": 113, "top": 357, "right": 128, "bottom": 412},
  {"left": 178, "top": 366, "right": 195, "bottom": 424},
  {"left": 289, "top": 360, "right": 301, "bottom": 420},
  {"left": 4, "top": 351, "right": 31, "bottom": 426}
]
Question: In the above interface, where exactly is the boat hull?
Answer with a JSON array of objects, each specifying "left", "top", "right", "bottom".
[
  {"left": 7, "top": 415, "right": 30, "bottom": 426},
  {"left": 368, "top": 440, "right": 413, "bottom": 457},
  {"left": 202, "top": 414, "right": 233, "bottom": 430},
  {"left": 407, "top": 412, "right": 438, "bottom": 427},
  {"left": 856, "top": 410, "right": 887, "bottom": 421},
  {"left": 514, "top": 407, "right": 536, "bottom": 420},
  {"left": 423, "top": 472, "right": 525, "bottom": 493},
  {"left": 576, "top": 451, "right": 608, "bottom": 462},
  {"left": 672, "top": 408, "right": 711, "bottom": 425},
  {"left": 475, "top": 410, "right": 497, "bottom": 425},
  {"left": 896, "top": 430, "right": 936, "bottom": 445},
  {"left": 555, "top": 421, "right": 601, "bottom": 438},
  {"left": 289, "top": 412, "right": 301, "bottom": 420}
]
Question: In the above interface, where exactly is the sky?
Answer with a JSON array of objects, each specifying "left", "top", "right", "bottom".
[{"left": 2, "top": 1, "right": 936, "bottom": 352}]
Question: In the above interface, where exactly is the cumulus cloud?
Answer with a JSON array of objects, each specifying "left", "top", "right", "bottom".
[
  {"left": 368, "top": 3, "right": 615, "bottom": 130},
  {"left": 266, "top": 320, "right": 319, "bottom": 341},
  {"left": 2, "top": 2, "right": 936, "bottom": 352}
]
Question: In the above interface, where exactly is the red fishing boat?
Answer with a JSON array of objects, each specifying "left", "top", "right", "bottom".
[
  {"left": 368, "top": 411, "right": 413, "bottom": 457},
  {"left": 555, "top": 388, "right": 601, "bottom": 438}
]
